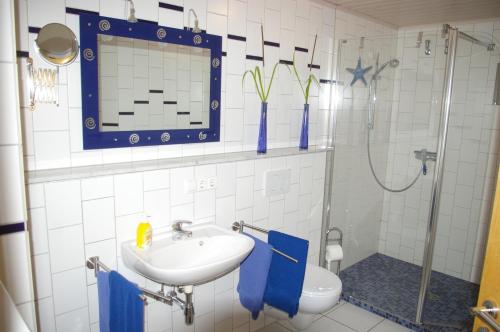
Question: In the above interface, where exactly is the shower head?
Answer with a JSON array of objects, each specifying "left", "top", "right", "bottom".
[
  {"left": 126, "top": 0, "right": 138, "bottom": 23},
  {"left": 372, "top": 58, "right": 399, "bottom": 80}
]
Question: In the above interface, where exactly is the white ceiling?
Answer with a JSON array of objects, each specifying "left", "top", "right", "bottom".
[{"left": 327, "top": 0, "right": 500, "bottom": 27}]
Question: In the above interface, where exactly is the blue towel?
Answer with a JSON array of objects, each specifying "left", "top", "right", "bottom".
[
  {"left": 108, "top": 271, "right": 144, "bottom": 332},
  {"left": 237, "top": 233, "right": 273, "bottom": 319},
  {"left": 263, "top": 231, "right": 308, "bottom": 318},
  {"left": 97, "top": 271, "right": 110, "bottom": 332}
]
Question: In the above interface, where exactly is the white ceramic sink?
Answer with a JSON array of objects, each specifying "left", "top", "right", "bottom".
[{"left": 122, "top": 224, "right": 254, "bottom": 285}]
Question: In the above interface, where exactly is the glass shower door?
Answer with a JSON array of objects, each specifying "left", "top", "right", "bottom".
[
  {"left": 422, "top": 28, "right": 500, "bottom": 330},
  {"left": 331, "top": 31, "right": 447, "bottom": 328}
]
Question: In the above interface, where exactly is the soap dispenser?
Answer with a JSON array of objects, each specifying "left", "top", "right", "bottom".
[{"left": 136, "top": 215, "right": 152, "bottom": 249}]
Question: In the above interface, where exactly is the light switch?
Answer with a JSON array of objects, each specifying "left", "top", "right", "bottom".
[{"left": 264, "top": 169, "right": 291, "bottom": 197}]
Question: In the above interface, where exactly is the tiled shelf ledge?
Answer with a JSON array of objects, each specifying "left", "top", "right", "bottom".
[{"left": 26, "top": 146, "right": 331, "bottom": 184}]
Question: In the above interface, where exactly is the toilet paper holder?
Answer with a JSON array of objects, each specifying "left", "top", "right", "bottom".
[{"left": 325, "top": 227, "right": 343, "bottom": 274}]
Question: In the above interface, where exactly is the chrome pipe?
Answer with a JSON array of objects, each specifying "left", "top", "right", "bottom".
[
  {"left": 458, "top": 31, "right": 495, "bottom": 51},
  {"left": 231, "top": 221, "right": 299, "bottom": 263},
  {"left": 415, "top": 27, "right": 458, "bottom": 324}
]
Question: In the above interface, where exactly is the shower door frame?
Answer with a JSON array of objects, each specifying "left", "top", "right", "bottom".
[{"left": 415, "top": 25, "right": 495, "bottom": 325}]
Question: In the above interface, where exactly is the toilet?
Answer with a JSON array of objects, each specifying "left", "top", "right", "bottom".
[{"left": 266, "top": 263, "right": 342, "bottom": 330}]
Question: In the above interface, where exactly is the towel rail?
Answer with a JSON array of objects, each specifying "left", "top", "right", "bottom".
[
  {"left": 232, "top": 221, "right": 299, "bottom": 263},
  {"left": 86, "top": 256, "right": 184, "bottom": 308}
]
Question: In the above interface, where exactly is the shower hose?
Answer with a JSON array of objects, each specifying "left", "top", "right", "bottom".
[{"left": 367, "top": 128, "right": 421, "bottom": 193}]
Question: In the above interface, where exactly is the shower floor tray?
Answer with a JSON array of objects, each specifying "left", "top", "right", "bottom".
[{"left": 339, "top": 253, "right": 479, "bottom": 332}]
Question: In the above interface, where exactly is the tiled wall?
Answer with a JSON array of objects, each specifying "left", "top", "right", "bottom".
[
  {"left": 377, "top": 21, "right": 500, "bottom": 282},
  {"left": 0, "top": 0, "right": 36, "bottom": 330},
  {"left": 16, "top": 0, "right": 336, "bottom": 171},
  {"left": 27, "top": 151, "right": 326, "bottom": 332},
  {"left": 97, "top": 36, "right": 211, "bottom": 131}
]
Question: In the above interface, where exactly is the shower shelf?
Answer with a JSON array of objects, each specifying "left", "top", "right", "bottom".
[{"left": 26, "top": 146, "right": 331, "bottom": 184}]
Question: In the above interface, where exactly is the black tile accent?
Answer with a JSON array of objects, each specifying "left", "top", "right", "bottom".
[
  {"left": 0, "top": 222, "right": 25, "bottom": 236},
  {"left": 16, "top": 50, "right": 29, "bottom": 58},
  {"left": 227, "top": 34, "right": 246, "bottom": 42},
  {"left": 102, "top": 123, "right": 119, "bottom": 127},
  {"left": 159, "top": 2, "right": 184, "bottom": 12},
  {"left": 190, "top": 121, "right": 202, "bottom": 125},
  {"left": 134, "top": 100, "right": 150, "bottom": 104},
  {"left": 163, "top": 101, "right": 177, "bottom": 105},
  {"left": 119, "top": 112, "right": 134, "bottom": 115},
  {"left": 264, "top": 41, "right": 280, "bottom": 47},
  {"left": 138, "top": 18, "right": 158, "bottom": 25},
  {"left": 149, "top": 89, "right": 163, "bottom": 93},
  {"left": 65, "top": 7, "right": 99, "bottom": 15},
  {"left": 308, "top": 64, "right": 320, "bottom": 69},
  {"left": 319, "top": 79, "right": 334, "bottom": 84},
  {"left": 295, "top": 46, "right": 308, "bottom": 53},
  {"left": 222, "top": 51, "right": 227, "bottom": 57},
  {"left": 183, "top": 27, "right": 207, "bottom": 33},
  {"left": 177, "top": 112, "right": 190, "bottom": 115},
  {"left": 246, "top": 55, "right": 263, "bottom": 61},
  {"left": 279, "top": 59, "right": 293, "bottom": 65},
  {"left": 28, "top": 26, "right": 40, "bottom": 34}
]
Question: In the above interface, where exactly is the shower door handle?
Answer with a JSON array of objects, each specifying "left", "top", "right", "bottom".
[{"left": 470, "top": 300, "right": 500, "bottom": 332}]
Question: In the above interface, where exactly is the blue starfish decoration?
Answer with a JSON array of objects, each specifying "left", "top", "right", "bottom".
[{"left": 346, "top": 57, "right": 372, "bottom": 86}]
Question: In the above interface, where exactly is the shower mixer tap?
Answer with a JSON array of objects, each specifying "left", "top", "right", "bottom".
[{"left": 414, "top": 149, "right": 437, "bottom": 175}]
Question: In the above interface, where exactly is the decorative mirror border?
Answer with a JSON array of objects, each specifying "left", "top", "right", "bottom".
[{"left": 80, "top": 14, "right": 222, "bottom": 150}]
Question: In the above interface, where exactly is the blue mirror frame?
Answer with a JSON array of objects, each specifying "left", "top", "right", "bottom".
[{"left": 79, "top": 14, "right": 222, "bottom": 149}]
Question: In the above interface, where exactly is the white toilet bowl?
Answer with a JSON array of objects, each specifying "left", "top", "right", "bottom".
[{"left": 266, "top": 263, "right": 342, "bottom": 330}]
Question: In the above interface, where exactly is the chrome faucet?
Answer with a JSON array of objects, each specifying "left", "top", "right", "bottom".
[{"left": 172, "top": 220, "right": 193, "bottom": 240}]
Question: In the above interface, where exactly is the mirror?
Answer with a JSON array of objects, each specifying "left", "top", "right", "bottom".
[
  {"left": 28, "top": 23, "right": 79, "bottom": 110},
  {"left": 97, "top": 35, "right": 211, "bottom": 132},
  {"left": 35, "top": 23, "right": 79, "bottom": 65},
  {"left": 80, "top": 14, "right": 222, "bottom": 149}
]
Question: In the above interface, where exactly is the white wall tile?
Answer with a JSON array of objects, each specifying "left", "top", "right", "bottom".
[
  {"left": 81, "top": 176, "right": 114, "bottom": 200},
  {"left": 144, "top": 169, "right": 170, "bottom": 191},
  {"left": 32, "top": 253, "right": 52, "bottom": 299},
  {"left": 170, "top": 167, "right": 194, "bottom": 206},
  {"left": 55, "top": 306, "right": 90, "bottom": 332},
  {"left": 48, "top": 224, "right": 85, "bottom": 273},
  {"left": 34, "top": 131, "right": 71, "bottom": 169},
  {"left": 29, "top": 208, "right": 48, "bottom": 255},
  {"left": 82, "top": 197, "right": 116, "bottom": 243},
  {"left": 52, "top": 267, "right": 87, "bottom": 315},
  {"left": 144, "top": 189, "right": 171, "bottom": 228},
  {"left": 37, "top": 297, "right": 56, "bottom": 332},
  {"left": 114, "top": 173, "right": 143, "bottom": 215},
  {"left": 45, "top": 180, "right": 82, "bottom": 229}
]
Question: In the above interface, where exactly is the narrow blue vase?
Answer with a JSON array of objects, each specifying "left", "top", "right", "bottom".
[
  {"left": 257, "top": 102, "right": 268, "bottom": 154},
  {"left": 299, "top": 103, "right": 309, "bottom": 150}
]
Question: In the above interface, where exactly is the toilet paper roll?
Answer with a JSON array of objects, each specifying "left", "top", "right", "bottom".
[{"left": 325, "top": 244, "right": 343, "bottom": 262}]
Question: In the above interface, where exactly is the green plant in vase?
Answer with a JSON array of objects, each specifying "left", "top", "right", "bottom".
[
  {"left": 242, "top": 25, "right": 280, "bottom": 154},
  {"left": 289, "top": 34, "right": 319, "bottom": 150}
]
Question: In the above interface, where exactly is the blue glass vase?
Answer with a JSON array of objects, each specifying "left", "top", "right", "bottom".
[
  {"left": 299, "top": 103, "right": 309, "bottom": 150},
  {"left": 257, "top": 102, "right": 268, "bottom": 154}
]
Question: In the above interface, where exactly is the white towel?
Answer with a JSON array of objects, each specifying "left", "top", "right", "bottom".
[{"left": 325, "top": 244, "right": 343, "bottom": 262}]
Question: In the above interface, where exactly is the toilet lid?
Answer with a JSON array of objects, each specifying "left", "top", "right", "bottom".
[{"left": 302, "top": 264, "right": 342, "bottom": 298}]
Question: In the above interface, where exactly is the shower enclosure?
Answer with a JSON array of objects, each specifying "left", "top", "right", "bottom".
[{"left": 322, "top": 24, "right": 500, "bottom": 331}]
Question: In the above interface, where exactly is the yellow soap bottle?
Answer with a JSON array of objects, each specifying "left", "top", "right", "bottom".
[{"left": 136, "top": 219, "right": 152, "bottom": 249}]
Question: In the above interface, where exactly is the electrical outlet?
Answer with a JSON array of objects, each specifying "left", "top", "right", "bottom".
[
  {"left": 197, "top": 178, "right": 207, "bottom": 191},
  {"left": 208, "top": 177, "right": 217, "bottom": 190}
]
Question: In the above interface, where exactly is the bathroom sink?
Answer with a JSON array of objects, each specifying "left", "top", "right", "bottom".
[{"left": 121, "top": 224, "right": 254, "bottom": 285}]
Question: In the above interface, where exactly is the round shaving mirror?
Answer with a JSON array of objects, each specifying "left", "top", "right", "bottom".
[{"left": 34, "top": 23, "right": 79, "bottom": 66}]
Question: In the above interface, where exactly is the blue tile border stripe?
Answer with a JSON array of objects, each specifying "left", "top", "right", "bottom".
[
  {"left": 66, "top": 7, "right": 99, "bottom": 15},
  {"left": 0, "top": 222, "right": 25, "bottom": 236},
  {"left": 227, "top": 34, "right": 246, "bottom": 42},
  {"left": 159, "top": 2, "right": 184, "bottom": 12}
]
